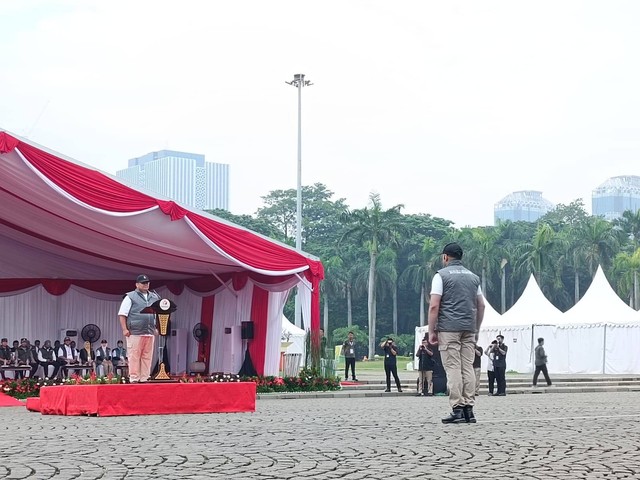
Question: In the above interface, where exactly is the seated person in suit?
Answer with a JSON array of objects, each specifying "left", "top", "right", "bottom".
[
  {"left": 38, "top": 340, "right": 59, "bottom": 379},
  {"left": 16, "top": 338, "right": 39, "bottom": 378},
  {"left": 0, "top": 338, "right": 12, "bottom": 379},
  {"left": 95, "top": 339, "right": 113, "bottom": 376}
]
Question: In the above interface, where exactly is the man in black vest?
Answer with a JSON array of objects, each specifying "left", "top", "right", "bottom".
[
  {"left": 38, "top": 340, "right": 59, "bottom": 379},
  {"left": 95, "top": 339, "right": 113, "bottom": 376},
  {"left": 16, "top": 338, "right": 38, "bottom": 378},
  {"left": 0, "top": 338, "right": 12, "bottom": 379},
  {"left": 118, "top": 274, "right": 160, "bottom": 383},
  {"left": 428, "top": 242, "right": 485, "bottom": 424}
]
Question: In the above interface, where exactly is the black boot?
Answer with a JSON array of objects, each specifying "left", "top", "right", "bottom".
[
  {"left": 441, "top": 406, "right": 465, "bottom": 424},
  {"left": 463, "top": 405, "right": 476, "bottom": 424}
]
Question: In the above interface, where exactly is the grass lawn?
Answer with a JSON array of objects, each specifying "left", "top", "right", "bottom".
[{"left": 334, "top": 356, "right": 413, "bottom": 372}]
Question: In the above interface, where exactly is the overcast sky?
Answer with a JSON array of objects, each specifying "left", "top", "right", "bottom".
[{"left": 1, "top": 1, "right": 639, "bottom": 227}]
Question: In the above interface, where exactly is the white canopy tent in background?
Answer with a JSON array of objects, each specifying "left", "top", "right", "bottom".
[
  {"left": 494, "top": 274, "right": 564, "bottom": 327},
  {"left": 282, "top": 316, "right": 306, "bottom": 365}
]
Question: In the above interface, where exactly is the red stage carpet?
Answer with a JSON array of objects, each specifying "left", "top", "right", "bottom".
[
  {"left": 26, "top": 397, "right": 40, "bottom": 411},
  {"left": 35, "top": 382, "right": 256, "bottom": 416},
  {"left": 0, "top": 392, "right": 23, "bottom": 407}
]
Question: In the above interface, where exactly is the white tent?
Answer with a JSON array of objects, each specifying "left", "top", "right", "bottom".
[
  {"left": 535, "top": 266, "right": 640, "bottom": 374},
  {"left": 496, "top": 274, "right": 564, "bottom": 327},
  {"left": 560, "top": 266, "right": 639, "bottom": 325},
  {"left": 282, "top": 316, "right": 306, "bottom": 359}
]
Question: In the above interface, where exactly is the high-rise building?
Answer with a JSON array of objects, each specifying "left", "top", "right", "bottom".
[
  {"left": 116, "top": 150, "right": 229, "bottom": 211},
  {"left": 494, "top": 190, "right": 554, "bottom": 224},
  {"left": 592, "top": 175, "right": 640, "bottom": 221}
]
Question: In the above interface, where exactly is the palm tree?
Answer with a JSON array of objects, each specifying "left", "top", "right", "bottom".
[
  {"left": 321, "top": 254, "right": 346, "bottom": 334},
  {"left": 399, "top": 237, "right": 439, "bottom": 326},
  {"left": 581, "top": 216, "right": 619, "bottom": 275},
  {"left": 614, "top": 211, "right": 640, "bottom": 308},
  {"left": 340, "top": 193, "right": 405, "bottom": 358},
  {"left": 375, "top": 248, "right": 399, "bottom": 335},
  {"left": 516, "top": 223, "right": 557, "bottom": 285}
]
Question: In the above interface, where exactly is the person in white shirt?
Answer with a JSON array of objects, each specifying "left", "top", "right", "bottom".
[{"left": 56, "top": 336, "right": 79, "bottom": 378}]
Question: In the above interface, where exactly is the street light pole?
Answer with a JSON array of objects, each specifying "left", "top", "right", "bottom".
[{"left": 286, "top": 73, "right": 312, "bottom": 328}]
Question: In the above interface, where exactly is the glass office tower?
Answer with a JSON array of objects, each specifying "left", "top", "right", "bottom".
[
  {"left": 592, "top": 175, "right": 640, "bottom": 221},
  {"left": 494, "top": 190, "right": 554, "bottom": 224}
]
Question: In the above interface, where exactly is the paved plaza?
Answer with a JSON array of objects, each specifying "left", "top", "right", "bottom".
[{"left": 1, "top": 391, "right": 640, "bottom": 479}]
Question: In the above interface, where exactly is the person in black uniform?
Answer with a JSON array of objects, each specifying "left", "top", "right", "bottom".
[
  {"left": 493, "top": 335, "right": 508, "bottom": 396},
  {"left": 380, "top": 337, "right": 402, "bottom": 393},
  {"left": 415, "top": 338, "right": 434, "bottom": 396}
]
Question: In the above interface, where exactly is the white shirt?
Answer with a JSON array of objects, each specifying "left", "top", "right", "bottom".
[
  {"left": 118, "top": 293, "right": 150, "bottom": 317},
  {"left": 430, "top": 273, "right": 483, "bottom": 296}
]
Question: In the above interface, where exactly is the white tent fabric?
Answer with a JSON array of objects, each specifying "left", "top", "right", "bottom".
[
  {"left": 604, "top": 324, "right": 640, "bottom": 374},
  {"left": 534, "top": 324, "right": 605, "bottom": 374},
  {"left": 478, "top": 295, "right": 503, "bottom": 327},
  {"left": 282, "top": 316, "right": 306, "bottom": 356},
  {"left": 497, "top": 274, "right": 564, "bottom": 327},
  {"left": 478, "top": 326, "right": 533, "bottom": 373},
  {"left": 560, "top": 266, "right": 640, "bottom": 325}
]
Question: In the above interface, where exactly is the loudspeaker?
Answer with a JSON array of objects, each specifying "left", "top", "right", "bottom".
[{"left": 241, "top": 321, "right": 254, "bottom": 340}]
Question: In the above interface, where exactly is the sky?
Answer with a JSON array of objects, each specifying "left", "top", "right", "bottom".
[{"left": 1, "top": 1, "right": 639, "bottom": 227}]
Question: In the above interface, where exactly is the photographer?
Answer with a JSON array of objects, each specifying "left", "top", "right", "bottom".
[
  {"left": 484, "top": 341, "right": 497, "bottom": 395},
  {"left": 415, "top": 338, "right": 434, "bottom": 396},
  {"left": 493, "top": 335, "right": 508, "bottom": 396},
  {"left": 380, "top": 337, "right": 402, "bottom": 393}
]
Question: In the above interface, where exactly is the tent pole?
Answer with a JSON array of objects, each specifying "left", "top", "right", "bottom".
[{"left": 602, "top": 324, "right": 607, "bottom": 374}]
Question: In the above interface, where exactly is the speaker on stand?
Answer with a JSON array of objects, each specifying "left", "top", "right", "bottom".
[{"left": 238, "top": 321, "right": 256, "bottom": 376}]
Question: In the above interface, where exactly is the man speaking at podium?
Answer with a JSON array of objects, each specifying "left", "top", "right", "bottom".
[{"left": 118, "top": 274, "right": 160, "bottom": 383}]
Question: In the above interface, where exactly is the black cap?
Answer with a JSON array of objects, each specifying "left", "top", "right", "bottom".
[
  {"left": 101, "top": 339, "right": 108, "bottom": 344},
  {"left": 442, "top": 242, "right": 463, "bottom": 259},
  {"left": 136, "top": 274, "right": 150, "bottom": 283}
]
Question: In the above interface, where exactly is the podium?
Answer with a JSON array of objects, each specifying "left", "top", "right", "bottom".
[{"left": 142, "top": 298, "right": 177, "bottom": 381}]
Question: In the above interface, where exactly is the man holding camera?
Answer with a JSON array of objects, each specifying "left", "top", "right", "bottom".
[
  {"left": 380, "top": 337, "right": 402, "bottom": 393},
  {"left": 415, "top": 338, "right": 434, "bottom": 396},
  {"left": 428, "top": 242, "right": 485, "bottom": 424},
  {"left": 493, "top": 335, "right": 508, "bottom": 396}
]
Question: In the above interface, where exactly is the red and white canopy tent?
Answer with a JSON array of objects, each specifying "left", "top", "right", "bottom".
[{"left": 0, "top": 129, "right": 324, "bottom": 376}]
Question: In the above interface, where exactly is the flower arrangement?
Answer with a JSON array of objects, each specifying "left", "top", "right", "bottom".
[
  {"left": 1, "top": 368, "right": 340, "bottom": 398},
  {"left": 1, "top": 373, "right": 124, "bottom": 399},
  {"left": 60, "top": 372, "right": 124, "bottom": 386},
  {"left": 1, "top": 377, "right": 42, "bottom": 399},
  {"left": 242, "top": 367, "right": 341, "bottom": 393},
  {"left": 179, "top": 373, "right": 241, "bottom": 383}
]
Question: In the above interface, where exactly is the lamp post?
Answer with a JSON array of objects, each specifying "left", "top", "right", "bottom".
[{"left": 286, "top": 73, "right": 312, "bottom": 328}]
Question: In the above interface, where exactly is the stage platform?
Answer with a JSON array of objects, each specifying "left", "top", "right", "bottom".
[{"left": 28, "top": 382, "right": 256, "bottom": 416}]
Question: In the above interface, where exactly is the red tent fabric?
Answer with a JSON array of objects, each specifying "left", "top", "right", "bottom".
[{"left": 0, "top": 130, "right": 323, "bottom": 374}]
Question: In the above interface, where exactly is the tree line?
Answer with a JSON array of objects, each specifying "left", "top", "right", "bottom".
[{"left": 207, "top": 183, "right": 640, "bottom": 358}]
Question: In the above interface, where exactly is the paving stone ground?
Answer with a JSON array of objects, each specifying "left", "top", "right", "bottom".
[{"left": 1, "top": 391, "right": 640, "bottom": 479}]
